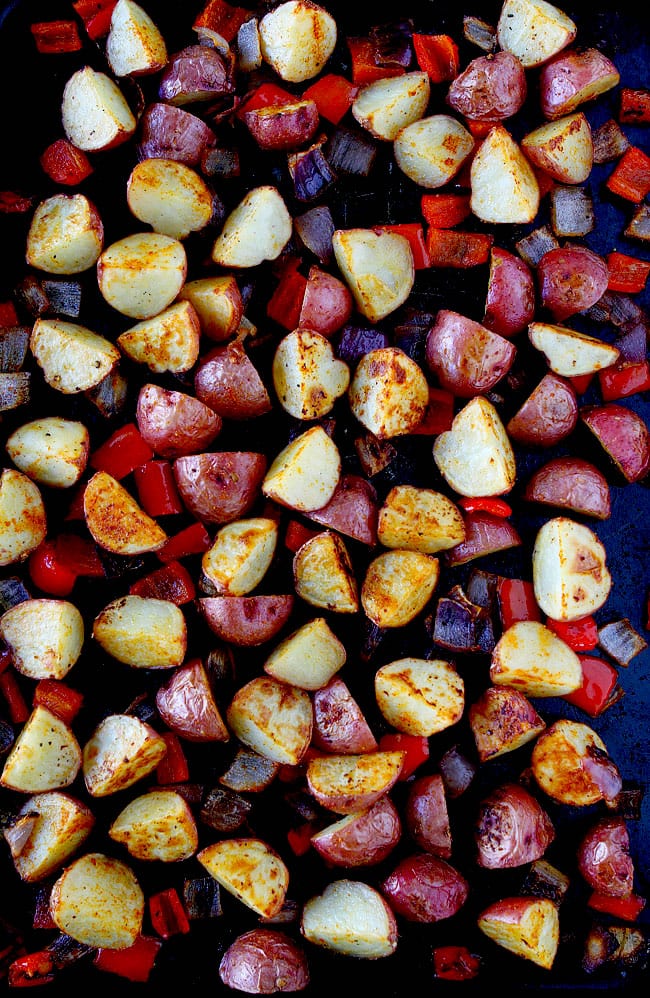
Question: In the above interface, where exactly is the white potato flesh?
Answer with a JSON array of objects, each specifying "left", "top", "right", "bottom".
[
  {"left": 332, "top": 229, "right": 414, "bottom": 323},
  {"left": 0, "top": 599, "right": 84, "bottom": 680},
  {"left": 352, "top": 72, "right": 430, "bottom": 141},
  {"left": 470, "top": 125, "right": 540, "bottom": 224},
  {"left": 478, "top": 897, "right": 560, "bottom": 970},
  {"left": 302, "top": 880, "right": 398, "bottom": 958},
  {"left": 82, "top": 714, "right": 168, "bottom": 797},
  {"left": 84, "top": 471, "right": 167, "bottom": 555},
  {"left": 92, "top": 594, "right": 186, "bottom": 668},
  {"left": 127, "top": 158, "right": 214, "bottom": 239},
  {"left": 393, "top": 114, "right": 475, "bottom": 188},
  {"left": 30, "top": 318, "right": 120, "bottom": 394},
  {"left": 106, "top": 0, "right": 168, "bottom": 77},
  {"left": 374, "top": 658, "right": 464, "bottom": 737},
  {"left": 522, "top": 113, "right": 593, "bottom": 183},
  {"left": 97, "top": 232, "right": 187, "bottom": 319},
  {"left": 490, "top": 620, "right": 582, "bottom": 696},
  {"left": 117, "top": 299, "right": 201, "bottom": 373},
  {"left": 532, "top": 516, "right": 611, "bottom": 621},
  {"left": 264, "top": 616, "right": 347, "bottom": 690},
  {"left": 6, "top": 417, "right": 89, "bottom": 489},
  {"left": 377, "top": 485, "right": 466, "bottom": 554},
  {"left": 348, "top": 347, "right": 429, "bottom": 439},
  {"left": 528, "top": 322, "right": 620, "bottom": 376},
  {"left": 433, "top": 396, "right": 516, "bottom": 497},
  {"left": 0, "top": 468, "right": 47, "bottom": 566},
  {"left": 305, "top": 751, "right": 405, "bottom": 814},
  {"left": 11, "top": 792, "right": 95, "bottom": 882},
  {"left": 201, "top": 517, "right": 278, "bottom": 595},
  {"left": 50, "top": 852, "right": 144, "bottom": 949},
  {"left": 531, "top": 718, "right": 612, "bottom": 805},
  {"left": 262, "top": 425, "right": 341, "bottom": 512},
  {"left": 0, "top": 707, "right": 81, "bottom": 793},
  {"left": 109, "top": 789, "right": 198, "bottom": 861},
  {"left": 211, "top": 186, "right": 292, "bottom": 267},
  {"left": 361, "top": 550, "right": 440, "bottom": 628},
  {"left": 25, "top": 194, "right": 103, "bottom": 275},
  {"left": 62, "top": 66, "right": 137, "bottom": 152},
  {"left": 272, "top": 329, "right": 350, "bottom": 420},
  {"left": 293, "top": 531, "right": 359, "bottom": 613},
  {"left": 258, "top": 0, "right": 337, "bottom": 83},
  {"left": 198, "top": 838, "right": 289, "bottom": 917},
  {"left": 226, "top": 675, "right": 313, "bottom": 765},
  {"left": 177, "top": 274, "right": 243, "bottom": 341},
  {"left": 497, "top": 0, "right": 576, "bottom": 68}
]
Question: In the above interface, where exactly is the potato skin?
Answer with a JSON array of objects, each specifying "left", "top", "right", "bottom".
[
  {"left": 474, "top": 783, "right": 555, "bottom": 869},
  {"left": 380, "top": 853, "right": 469, "bottom": 922},
  {"left": 404, "top": 774, "right": 452, "bottom": 857},
  {"left": 311, "top": 796, "right": 402, "bottom": 867},
  {"left": 447, "top": 50, "right": 527, "bottom": 122},
  {"left": 506, "top": 372, "right": 577, "bottom": 448},
  {"left": 425, "top": 309, "right": 516, "bottom": 397},
  {"left": 219, "top": 928, "right": 310, "bottom": 994},
  {"left": 173, "top": 452, "right": 267, "bottom": 525},
  {"left": 576, "top": 817, "right": 634, "bottom": 896},
  {"left": 483, "top": 246, "right": 535, "bottom": 337},
  {"left": 537, "top": 245, "right": 609, "bottom": 321},
  {"left": 523, "top": 456, "right": 611, "bottom": 518},
  {"left": 136, "top": 382, "right": 222, "bottom": 459}
]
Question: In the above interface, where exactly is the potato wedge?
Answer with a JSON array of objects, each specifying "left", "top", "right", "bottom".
[
  {"left": 10, "top": 791, "right": 95, "bottom": 882},
  {"left": 522, "top": 112, "right": 593, "bottom": 184},
  {"left": 105, "top": 0, "right": 167, "bottom": 77},
  {"left": 528, "top": 322, "right": 619, "bottom": 376},
  {"left": 361, "top": 550, "right": 440, "bottom": 628},
  {"left": 537, "top": 245, "right": 609, "bottom": 321},
  {"left": 127, "top": 158, "right": 215, "bottom": 240},
  {"left": 211, "top": 186, "right": 292, "bottom": 267},
  {"left": 0, "top": 468, "right": 47, "bottom": 566},
  {"left": 93, "top": 594, "right": 186, "bottom": 669},
  {"left": 174, "top": 451, "right": 267, "bottom": 525},
  {"left": 62, "top": 66, "right": 137, "bottom": 152},
  {"left": 352, "top": 72, "right": 430, "bottom": 141},
  {"left": 393, "top": 115, "right": 475, "bottom": 188},
  {"left": 84, "top": 471, "right": 167, "bottom": 555},
  {"left": 380, "top": 852, "right": 469, "bottom": 923},
  {"left": 82, "top": 713, "right": 167, "bottom": 797},
  {"left": 470, "top": 124, "right": 540, "bottom": 224},
  {"left": 156, "top": 657, "right": 230, "bottom": 742},
  {"left": 490, "top": 620, "right": 582, "bottom": 696},
  {"left": 201, "top": 517, "right": 278, "bottom": 596},
  {"left": 475, "top": 783, "right": 555, "bottom": 870},
  {"left": 178, "top": 275, "right": 243, "bottom": 342},
  {"left": 197, "top": 837, "right": 289, "bottom": 918},
  {"left": 158, "top": 42, "right": 234, "bottom": 105},
  {"left": 264, "top": 616, "right": 347, "bottom": 690},
  {"left": 293, "top": 531, "right": 359, "bottom": 613},
  {"left": 506, "top": 372, "right": 577, "bottom": 448},
  {"left": 0, "top": 598, "right": 84, "bottom": 680},
  {"left": 478, "top": 896, "right": 560, "bottom": 969},
  {"left": 244, "top": 99, "right": 320, "bottom": 151},
  {"left": 332, "top": 229, "right": 414, "bottom": 322},
  {"left": 532, "top": 516, "right": 611, "bottom": 621},
  {"left": 469, "top": 686, "right": 546, "bottom": 762},
  {"left": 305, "top": 473, "right": 379, "bottom": 546},
  {"left": 25, "top": 194, "right": 103, "bottom": 275},
  {"left": 540, "top": 47, "right": 621, "bottom": 119},
  {"left": 405, "top": 774, "right": 451, "bottom": 857},
  {"left": 50, "top": 852, "right": 144, "bottom": 949},
  {"left": 348, "top": 347, "right": 429, "bottom": 439},
  {"left": 301, "top": 879, "right": 398, "bottom": 959},
  {"left": 219, "top": 928, "right": 310, "bottom": 993},
  {"left": 523, "top": 456, "right": 611, "bottom": 519},
  {"left": 226, "top": 675, "right": 313, "bottom": 765},
  {"left": 311, "top": 796, "right": 402, "bottom": 868},
  {"left": 108, "top": 789, "right": 199, "bottom": 861},
  {"left": 497, "top": 0, "right": 576, "bottom": 68},
  {"left": 0, "top": 706, "right": 81, "bottom": 792},
  {"left": 30, "top": 318, "right": 120, "bottom": 394},
  {"left": 433, "top": 396, "right": 516, "bottom": 497},
  {"left": 580, "top": 403, "right": 650, "bottom": 484},
  {"left": 262, "top": 425, "right": 341, "bottom": 513},
  {"left": 117, "top": 299, "right": 201, "bottom": 374},
  {"left": 424, "top": 309, "right": 516, "bottom": 397},
  {"left": 374, "top": 658, "right": 464, "bottom": 737},
  {"left": 97, "top": 232, "right": 187, "bottom": 320},
  {"left": 199, "top": 594, "right": 294, "bottom": 647},
  {"left": 305, "top": 751, "right": 405, "bottom": 815},
  {"left": 272, "top": 329, "right": 350, "bottom": 420},
  {"left": 6, "top": 416, "right": 89, "bottom": 489},
  {"left": 195, "top": 337, "right": 272, "bottom": 419},
  {"left": 531, "top": 718, "right": 621, "bottom": 806},
  {"left": 312, "top": 677, "right": 378, "bottom": 754},
  {"left": 136, "top": 382, "right": 222, "bottom": 459},
  {"left": 258, "top": 0, "right": 337, "bottom": 83}
]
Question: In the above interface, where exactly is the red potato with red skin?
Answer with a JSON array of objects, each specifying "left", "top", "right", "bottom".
[
  {"left": 507, "top": 372, "right": 578, "bottom": 447},
  {"left": 158, "top": 44, "right": 234, "bottom": 106},
  {"left": 194, "top": 339, "right": 273, "bottom": 420},
  {"left": 219, "top": 928, "right": 310, "bottom": 994},
  {"left": 523, "top": 456, "right": 611, "bottom": 519},
  {"left": 447, "top": 50, "right": 527, "bottom": 122},
  {"left": 136, "top": 383, "right": 222, "bottom": 459},
  {"left": 244, "top": 100, "right": 320, "bottom": 151},
  {"left": 199, "top": 595, "right": 295, "bottom": 647},
  {"left": 311, "top": 795, "right": 402, "bottom": 867},
  {"left": 155, "top": 657, "right": 229, "bottom": 742},
  {"left": 576, "top": 817, "right": 635, "bottom": 897},
  {"left": 474, "top": 783, "right": 555, "bottom": 870},
  {"left": 173, "top": 452, "right": 267, "bottom": 525},
  {"left": 445, "top": 512, "right": 522, "bottom": 567},
  {"left": 137, "top": 102, "right": 217, "bottom": 165},
  {"left": 311, "top": 677, "right": 378, "bottom": 754},
  {"left": 404, "top": 774, "right": 452, "bottom": 857},
  {"left": 537, "top": 246, "right": 609, "bottom": 321},
  {"left": 539, "top": 47, "right": 620, "bottom": 120},
  {"left": 298, "top": 265, "right": 354, "bottom": 339},
  {"left": 580, "top": 404, "right": 650, "bottom": 483},
  {"left": 483, "top": 246, "right": 536, "bottom": 337},
  {"left": 380, "top": 853, "right": 469, "bottom": 923},
  {"left": 425, "top": 309, "right": 516, "bottom": 397},
  {"left": 305, "top": 473, "right": 379, "bottom": 546}
]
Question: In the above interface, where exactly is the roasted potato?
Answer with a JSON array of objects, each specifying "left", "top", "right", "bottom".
[
  {"left": 447, "top": 50, "right": 527, "bottom": 122},
  {"left": 311, "top": 677, "right": 378, "bottom": 754},
  {"left": 298, "top": 264, "right": 354, "bottom": 339},
  {"left": 105, "top": 0, "right": 167, "bottom": 77},
  {"left": 528, "top": 321, "right": 619, "bottom": 377},
  {"left": 211, "top": 186, "right": 292, "bottom": 268},
  {"left": 532, "top": 517, "right": 612, "bottom": 621},
  {"left": 0, "top": 706, "right": 81, "bottom": 793},
  {"left": 97, "top": 232, "right": 187, "bottom": 320},
  {"left": 305, "top": 473, "right": 379, "bottom": 546},
  {"left": 507, "top": 372, "right": 578, "bottom": 447},
  {"left": 93, "top": 593, "right": 186, "bottom": 668},
  {"left": 126, "top": 158, "right": 216, "bottom": 240},
  {"left": 6, "top": 416, "right": 89, "bottom": 488},
  {"left": 261, "top": 426, "right": 340, "bottom": 513},
  {"left": 469, "top": 685, "right": 546, "bottom": 762},
  {"left": 136, "top": 382, "right": 222, "bottom": 459},
  {"left": 155, "top": 657, "right": 230, "bottom": 742},
  {"left": 380, "top": 853, "right": 469, "bottom": 923},
  {"left": 219, "top": 928, "right": 310, "bottom": 994},
  {"left": 374, "top": 657, "right": 464, "bottom": 736},
  {"left": 496, "top": 0, "right": 576, "bottom": 68},
  {"left": 490, "top": 620, "right": 582, "bottom": 695},
  {"left": 576, "top": 817, "right": 635, "bottom": 897},
  {"left": 199, "top": 594, "right": 294, "bottom": 647},
  {"left": 158, "top": 42, "right": 233, "bottom": 104},
  {"left": 306, "top": 750, "right": 405, "bottom": 814},
  {"left": 61, "top": 66, "right": 137, "bottom": 152},
  {"left": 404, "top": 774, "right": 452, "bottom": 858},
  {"left": 377, "top": 484, "right": 465, "bottom": 554},
  {"left": 311, "top": 795, "right": 402, "bottom": 867},
  {"left": 293, "top": 532, "right": 359, "bottom": 613},
  {"left": 394, "top": 115, "right": 474, "bottom": 189},
  {"left": 531, "top": 718, "right": 622, "bottom": 806},
  {"left": 536, "top": 245, "right": 609, "bottom": 320},
  {"left": 117, "top": 300, "right": 201, "bottom": 374},
  {"left": 108, "top": 788, "right": 199, "bottom": 861},
  {"left": 522, "top": 112, "right": 594, "bottom": 184},
  {"left": 475, "top": 782, "right": 556, "bottom": 869},
  {"left": 333, "top": 230, "right": 415, "bottom": 322},
  {"left": 580, "top": 403, "right": 650, "bottom": 483},
  {"left": 244, "top": 99, "right": 320, "bottom": 151},
  {"left": 25, "top": 193, "right": 104, "bottom": 275},
  {"left": 478, "top": 896, "right": 560, "bottom": 969},
  {"left": 30, "top": 318, "right": 120, "bottom": 394},
  {"left": 202, "top": 517, "right": 278, "bottom": 596},
  {"left": 258, "top": 0, "right": 337, "bottom": 83},
  {"left": 470, "top": 124, "right": 540, "bottom": 224},
  {"left": 361, "top": 550, "right": 440, "bottom": 628},
  {"left": 0, "top": 598, "right": 84, "bottom": 680},
  {"left": 348, "top": 347, "right": 429, "bottom": 440},
  {"left": 226, "top": 675, "right": 313, "bottom": 765},
  {"left": 179, "top": 274, "right": 243, "bottom": 342},
  {"left": 0, "top": 468, "right": 47, "bottom": 566},
  {"left": 197, "top": 837, "right": 289, "bottom": 918},
  {"left": 137, "top": 100, "right": 216, "bottom": 165},
  {"left": 264, "top": 616, "right": 347, "bottom": 690},
  {"left": 9, "top": 791, "right": 95, "bottom": 883},
  {"left": 273, "top": 329, "right": 350, "bottom": 420},
  {"left": 483, "top": 246, "right": 536, "bottom": 337},
  {"left": 540, "top": 47, "right": 620, "bottom": 119},
  {"left": 351, "top": 72, "right": 430, "bottom": 141},
  {"left": 194, "top": 338, "right": 272, "bottom": 419},
  {"left": 301, "top": 879, "right": 398, "bottom": 958},
  {"left": 173, "top": 451, "right": 267, "bottom": 525},
  {"left": 82, "top": 713, "right": 167, "bottom": 797},
  {"left": 425, "top": 309, "right": 516, "bottom": 397},
  {"left": 523, "top": 456, "right": 611, "bottom": 518},
  {"left": 433, "top": 396, "right": 516, "bottom": 497}
]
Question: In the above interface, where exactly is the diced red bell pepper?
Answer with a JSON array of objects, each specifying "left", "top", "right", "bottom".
[
  {"left": 347, "top": 36, "right": 405, "bottom": 86},
  {"left": 0, "top": 671, "right": 30, "bottom": 724},
  {"left": 284, "top": 519, "right": 322, "bottom": 553},
  {"left": 94, "top": 935, "right": 163, "bottom": 982},
  {"left": 433, "top": 945, "right": 481, "bottom": 981},
  {"left": 33, "top": 678, "right": 84, "bottom": 725},
  {"left": 235, "top": 81, "right": 296, "bottom": 120},
  {"left": 133, "top": 460, "right": 184, "bottom": 517},
  {"left": 156, "top": 521, "right": 212, "bottom": 563},
  {"left": 410, "top": 386, "right": 455, "bottom": 436},
  {"left": 287, "top": 822, "right": 317, "bottom": 856},
  {"left": 192, "top": 0, "right": 250, "bottom": 41},
  {"left": 277, "top": 747, "right": 324, "bottom": 783},
  {"left": 563, "top": 655, "right": 619, "bottom": 718},
  {"left": 599, "top": 360, "right": 650, "bottom": 401},
  {"left": 497, "top": 577, "right": 541, "bottom": 630},
  {"left": 54, "top": 533, "right": 105, "bottom": 578},
  {"left": 420, "top": 193, "right": 471, "bottom": 229},
  {"left": 587, "top": 891, "right": 646, "bottom": 921},
  {"left": 0, "top": 301, "right": 19, "bottom": 327},
  {"left": 8, "top": 950, "right": 55, "bottom": 987},
  {"left": 28, "top": 540, "right": 78, "bottom": 597},
  {"left": 546, "top": 615, "right": 599, "bottom": 651},
  {"left": 458, "top": 497, "right": 512, "bottom": 518},
  {"left": 425, "top": 228, "right": 493, "bottom": 268},
  {"left": 266, "top": 259, "right": 308, "bottom": 330},
  {"left": 412, "top": 33, "right": 460, "bottom": 83},
  {"left": 465, "top": 117, "right": 494, "bottom": 139},
  {"left": 378, "top": 733, "right": 429, "bottom": 780},
  {"left": 30, "top": 20, "right": 82, "bottom": 53},
  {"left": 619, "top": 87, "right": 650, "bottom": 125},
  {"left": 90, "top": 423, "right": 154, "bottom": 479},
  {"left": 156, "top": 731, "right": 190, "bottom": 784},
  {"left": 568, "top": 372, "right": 594, "bottom": 395},
  {"left": 40, "top": 138, "right": 93, "bottom": 186},
  {"left": 0, "top": 191, "right": 34, "bottom": 213},
  {"left": 606, "top": 146, "right": 650, "bottom": 203},
  {"left": 72, "top": 0, "right": 118, "bottom": 40},
  {"left": 149, "top": 887, "right": 191, "bottom": 939},
  {"left": 606, "top": 251, "right": 650, "bottom": 293},
  {"left": 533, "top": 165, "right": 556, "bottom": 200},
  {"left": 303, "top": 73, "right": 357, "bottom": 124},
  {"left": 130, "top": 560, "right": 196, "bottom": 605},
  {"left": 376, "top": 223, "right": 430, "bottom": 269}
]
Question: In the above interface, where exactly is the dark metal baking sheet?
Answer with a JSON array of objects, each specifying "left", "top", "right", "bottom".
[{"left": 0, "top": 1, "right": 648, "bottom": 995}]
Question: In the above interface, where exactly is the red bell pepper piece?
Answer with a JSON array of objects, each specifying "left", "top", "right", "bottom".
[
  {"left": 458, "top": 497, "right": 512, "bottom": 518},
  {"left": 376, "top": 223, "right": 430, "bottom": 269},
  {"left": 156, "top": 731, "right": 190, "bottom": 784},
  {"left": 606, "top": 146, "right": 650, "bottom": 202},
  {"left": 156, "top": 521, "right": 212, "bottom": 563},
  {"left": 235, "top": 81, "right": 296, "bottom": 120},
  {"left": 130, "top": 560, "right": 196, "bottom": 605},
  {"left": 303, "top": 73, "right": 357, "bottom": 124},
  {"left": 562, "top": 655, "right": 619, "bottom": 718},
  {"left": 72, "top": 0, "right": 118, "bottom": 40},
  {"left": 277, "top": 746, "right": 324, "bottom": 783},
  {"left": 90, "top": 423, "right": 154, "bottom": 479},
  {"left": 587, "top": 891, "right": 646, "bottom": 921},
  {"left": 568, "top": 372, "right": 594, "bottom": 395},
  {"left": 606, "top": 251, "right": 650, "bottom": 293},
  {"left": 8, "top": 950, "right": 55, "bottom": 987},
  {"left": 54, "top": 533, "right": 105, "bottom": 577},
  {"left": 425, "top": 228, "right": 493, "bottom": 268},
  {"left": 30, "top": 20, "right": 82, "bottom": 53},
  {"left": 465, "top": 117, "right": 494, "bottom": 139},
  {"left": 33, "top": 678, "right": 84, "bottom": 725},
  {"left": 420, "top": 193, "right": 471, "bottom": 229},
  {"left": 40, "top": 138, "right": 93, "bottom": 186},
  {"left": 378, "top": 733, "right": 429, "bottom": 780},
  {"left": 0, "top": 671, "right": 30, "bottom": 724},
  {"left": 192, "top": 0, "right": 250, "bottom": 41},
  {"left": 149, "top": 887, "right": 191, "bottom": 939},
  {"left": 133, "top": 460, "right": 184, "bottom": 517},
  {"left": 0, "top": 301, "right": 19, "bottom": 327},
  {"left": 284, "top": 519, "right": 322, "bottom": 553},
  {"left": 28, "top": 540, "right": 78, "bottom": 596},
  {"left": 347, "top": 36, "right": 405, "bottom": 86},
  {"left": 410, "top": 386, "right": 455, "bottom": 436},
  {"left": 532, "top": 165, "right": 556, "bottom": 200},
  {"left": 0, "top": 191, "right": 33, "bottom": 213},
  {"left": 599, "top": 360, "right": 650, "bottom": 401},
  {"left": 266, "top": 259, "right": 308, "bottom": 330},
  {"left": 497, "top": 578, "right": 541, "bottom": 630},
  {"left": 412, "top": 33, "right": 459, "bottom": 83},
  {"left": 0, "top": 647, "right": 13, "bottom": 675},
  {"left": 546, "top": 615, "right": 599, "bottom": 651},
  {"left": 619, "top": 87, "right": 650, "bottom": 125},
  {"left": 94, "top": 935, "right": 162, "bottom": 982},
  {"left": 287, "top": 822, "right": 317, "bottom": 856},
  {"left": 433, "top": 945, "right": 481, "bottom": 981}
]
